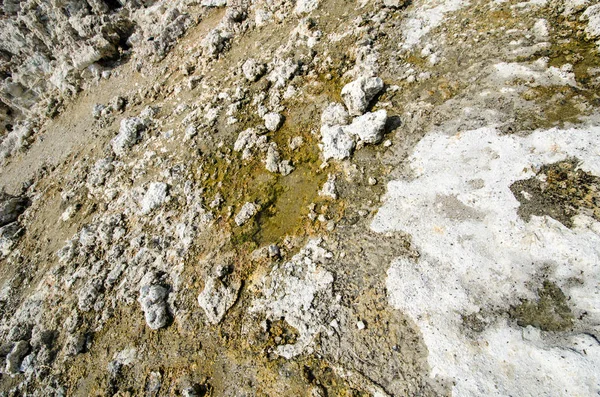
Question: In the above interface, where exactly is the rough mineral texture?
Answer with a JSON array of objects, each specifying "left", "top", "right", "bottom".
[{"left": 1, "top": 0, "right": 600, "bottom": 395}]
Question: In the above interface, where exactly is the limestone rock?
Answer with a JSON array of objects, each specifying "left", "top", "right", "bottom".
[
  {"left": 563, "top": 0, "right": 590, "bottom": 15},
  {"left": 138, "top": 285, "right": 170, "bottom": 330},
  {"left": 265, "top": 144, "right": 281, "bottom": 173},
  {"left": 250, "top": 239, "right": 336, "bottom": 359},
  {"left": 344, "top": 109, "right": 388, "bottom": 144},
  {"left": 265, "top": 144, "right": 294, "bottom": 175},
  {"left": 242, "top": 59, "right": 266, "bottom": 81},
  {"left": 234, "top": 128, "right": 268, "bottom": 160},
  {"left": 264, "top": 112, "right": 284, "bottom": 132},
  {"left": 320, "top": 125, "right": 355, "bottom": 160},
  {"left": 87, "top": 158, "right": 114, "bottom": 189},
  {"left": 111, "top": 117, "right": 146, "bottom": 157},
  {"left": 319, "top": 174, "right": 338, "bottom": 199},
  {"left": 140, "top": 183, "right": 169, "bottom": 215},
  {"left": 0, "top": 192, "right": 28, "bottom": 228},
  {"left": 321, "top": 102, "right": 349, "bottom": 127},
  {"left": 5, "top": 340, "right": 29, "bottom": 374},
  {"left": 234, "top": 202, "right": 258, "bottom": 226},
  {"left": 202, "top": 28, "right": 231, "bottom": 58},
  {"left": 295, "top": 0, "right": 319, "bottom": 14},
  {"left": 582, "top": 4, "right": 600, "bottom": 39},
  {"left": 201, "top": 0, "right": 228, "bottom": 6},
  {"left": 383, "top": 0, "right": 408, "bottom": 8},
  {"left": 341, "top": 77, "right": 385, "bottom": 116},
  {"left": 197, "top": 276, "right": 240, "bottom": 325},
  {"left": 64, "top": 333, "right": 87, "bottom": 357},
  {"left": 532, "top": 19, "right": 550, "bottom": 42}
]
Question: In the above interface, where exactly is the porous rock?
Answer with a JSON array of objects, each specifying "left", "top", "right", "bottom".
[
  {"left": 341, "top": 76, "right": 385, "bottom": 116},
  {"left": 242, "top": 59, "right": 266, "bottom": 81},
  {"left": 140, "top": 183, "right": 169, "bottom": 215},
  {"left": 344, "top": 109, "right": 388, "bottom": 144},
  {"left": 111, "top": 117, "right": 146, "bottom": 157},
  {"left": 320, "top": 125, "right": 355, "bottom": 160},
  {"left": 138, "top": 285, "right": 170, "bottom": 330},
  {"left": 264, "top": 112, "right": 284, "bottom": 132},
  {"left": 198, "top": 275, "right": 240, "bottom": 325},
  {"left": 0, "top": 192, "right": 28, "bottom": 228},
  {"left": 5, "top": 340, "right": 29, "bottom": 374},
  {"left": 321, "top": 102, "right": 349, "bottom": 127},
  {"left": 234, "top": 202, "right": 258, "bottom": 226}
]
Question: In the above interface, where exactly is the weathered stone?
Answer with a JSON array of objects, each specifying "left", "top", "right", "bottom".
[
  {"left": 140, "top": 182, "right": 169, "bottom": 215},
  {"left": 139, "top": 285, "right": 170, "bottom": 330},
  {"left": 320, "top": 125, "right": 355, "bottom": 160},
  {"left": 111, "top": 117, "right": 146, "bottom": 157},
  {"left": 321, "top": 102, "right": 349, "bottom": 127},
  {"left": 0, "top": 192, "right": 28, "bottom": 227},
  {"left": 242, "top": 59, "right": 266, "bottom": 81},
  {"left": 264, "top": 112, "right": 284, "bottom": 132},
  {"left": 341, "top": 77, "right": 385, "bottom": 116},
  {"left": 5, "top": 340, "right": 29, "bottom": 374},
  {"left": 198, "top": 276, "right": 240, "bottom": 325},
  {"left": 234, "top": 202, "right": 258, "bottom": 226},
  {"left": 344, "top": 109, "right": 388, "bottom": 144}
]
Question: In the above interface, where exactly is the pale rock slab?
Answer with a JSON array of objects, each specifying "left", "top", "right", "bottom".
[
  {"left": 0, "top": 193, "right": 28, "bottom": 227},
  {"left": 0, "top": 223, "right": 21, "bottom": 258},
  {"left": 264, "top": 112, "right": 284, "bottom": 132},
  {"left": 138, "top": 285, "right": 170, "bottom": 330},
  {"left": 5, "top": 340, "right": 29, "bottom": 374},
  {"left": 373, "top": 126, "right": 600, "bottom": 396},
  {"left": 320, "top": 125, "right": 355, "bottom": 160},
  {"left": 140, "top": 182, "right": 169, "bottom": 215},
  {"left": 201, "top": 0, "right": 227, "bottom": 6},
  {"left": 319, "top": 174, "right": 338, "bottom": 199},
  {"left": 321, "top": 102, "right": 349, "bottom": 126},
  {"left": 111, "top": 117, "right": 146, "bottom": 157},
  {"left": 242, "top": 58, "right": 266, "bottom": 81},
  {"left": 295, "top": 0, "right": 319, "bottom": 14},
  {"left": 250, "top": 239, "right": 335, "bottom": 359},
  {"left": 563, "top": 0, "right": 590, "bottom": 15},
  {"left": 582, "top": 4, "right": 600, "bottom": 39},
  {"left": 235, "top": 202, "right": 258, "bottom": 226},
  {"left": 341, "top": 77, "right": 384, "bottom": 116},
  {"left": 234, "top": 128, "right": 268, "bottom": 160},
  {"left": 344, "top": 110, "right": 387, "bottom": 144},
  {"left": 197, "top": 276, "right": 240, "bottom": 325},
  {"left": 532, "top": 19, "right": 550, "bottom": 42}
]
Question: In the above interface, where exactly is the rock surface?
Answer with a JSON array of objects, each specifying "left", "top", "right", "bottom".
[
  {"left": 341, "top": 77, "right": 384, "bottom": 116},
  {"left": 263, "top": 112, "right": 284, "bottom": 132},
  {"left": 197, "top": 274, "right": 240, "bottom": 325},
  {"left": 344, "top": 110, "right": 387, "bottom": 144},
  {"left": 140, "top": 182, "right": 169, "bottom": 214},
  {"left": 320, "top": 125, "right": 355, "bottom": 160},
  {"left": 0, "top": 193, "right": 28, "bottom": 228},
  {"left": 234, "top": 202, "right": 258, "bottom": 226},
  {"left": 0, "top": 0, "right": 599, "bottom": 395},
  {"left": 112, "top": 117, "right": 146, "bottom": 157},
  {"left": 138, "top": 284, "right": 170, "bottom": 330},
  {"left": 321, "top": 102, "right": 349, "bottom": 127}
]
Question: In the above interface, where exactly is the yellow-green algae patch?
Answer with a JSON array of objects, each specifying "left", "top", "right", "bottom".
[{"left": 197, "top": 111, "right": 336, "bottom": 249}]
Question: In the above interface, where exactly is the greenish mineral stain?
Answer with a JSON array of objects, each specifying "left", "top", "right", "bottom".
[{"left": 510, "top": 281, "right": 573, "bottom": 332}]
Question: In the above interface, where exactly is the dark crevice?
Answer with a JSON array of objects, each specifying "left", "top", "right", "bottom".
[{"left": 103, "top": 0, "right": 124, "bottom": 12}]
